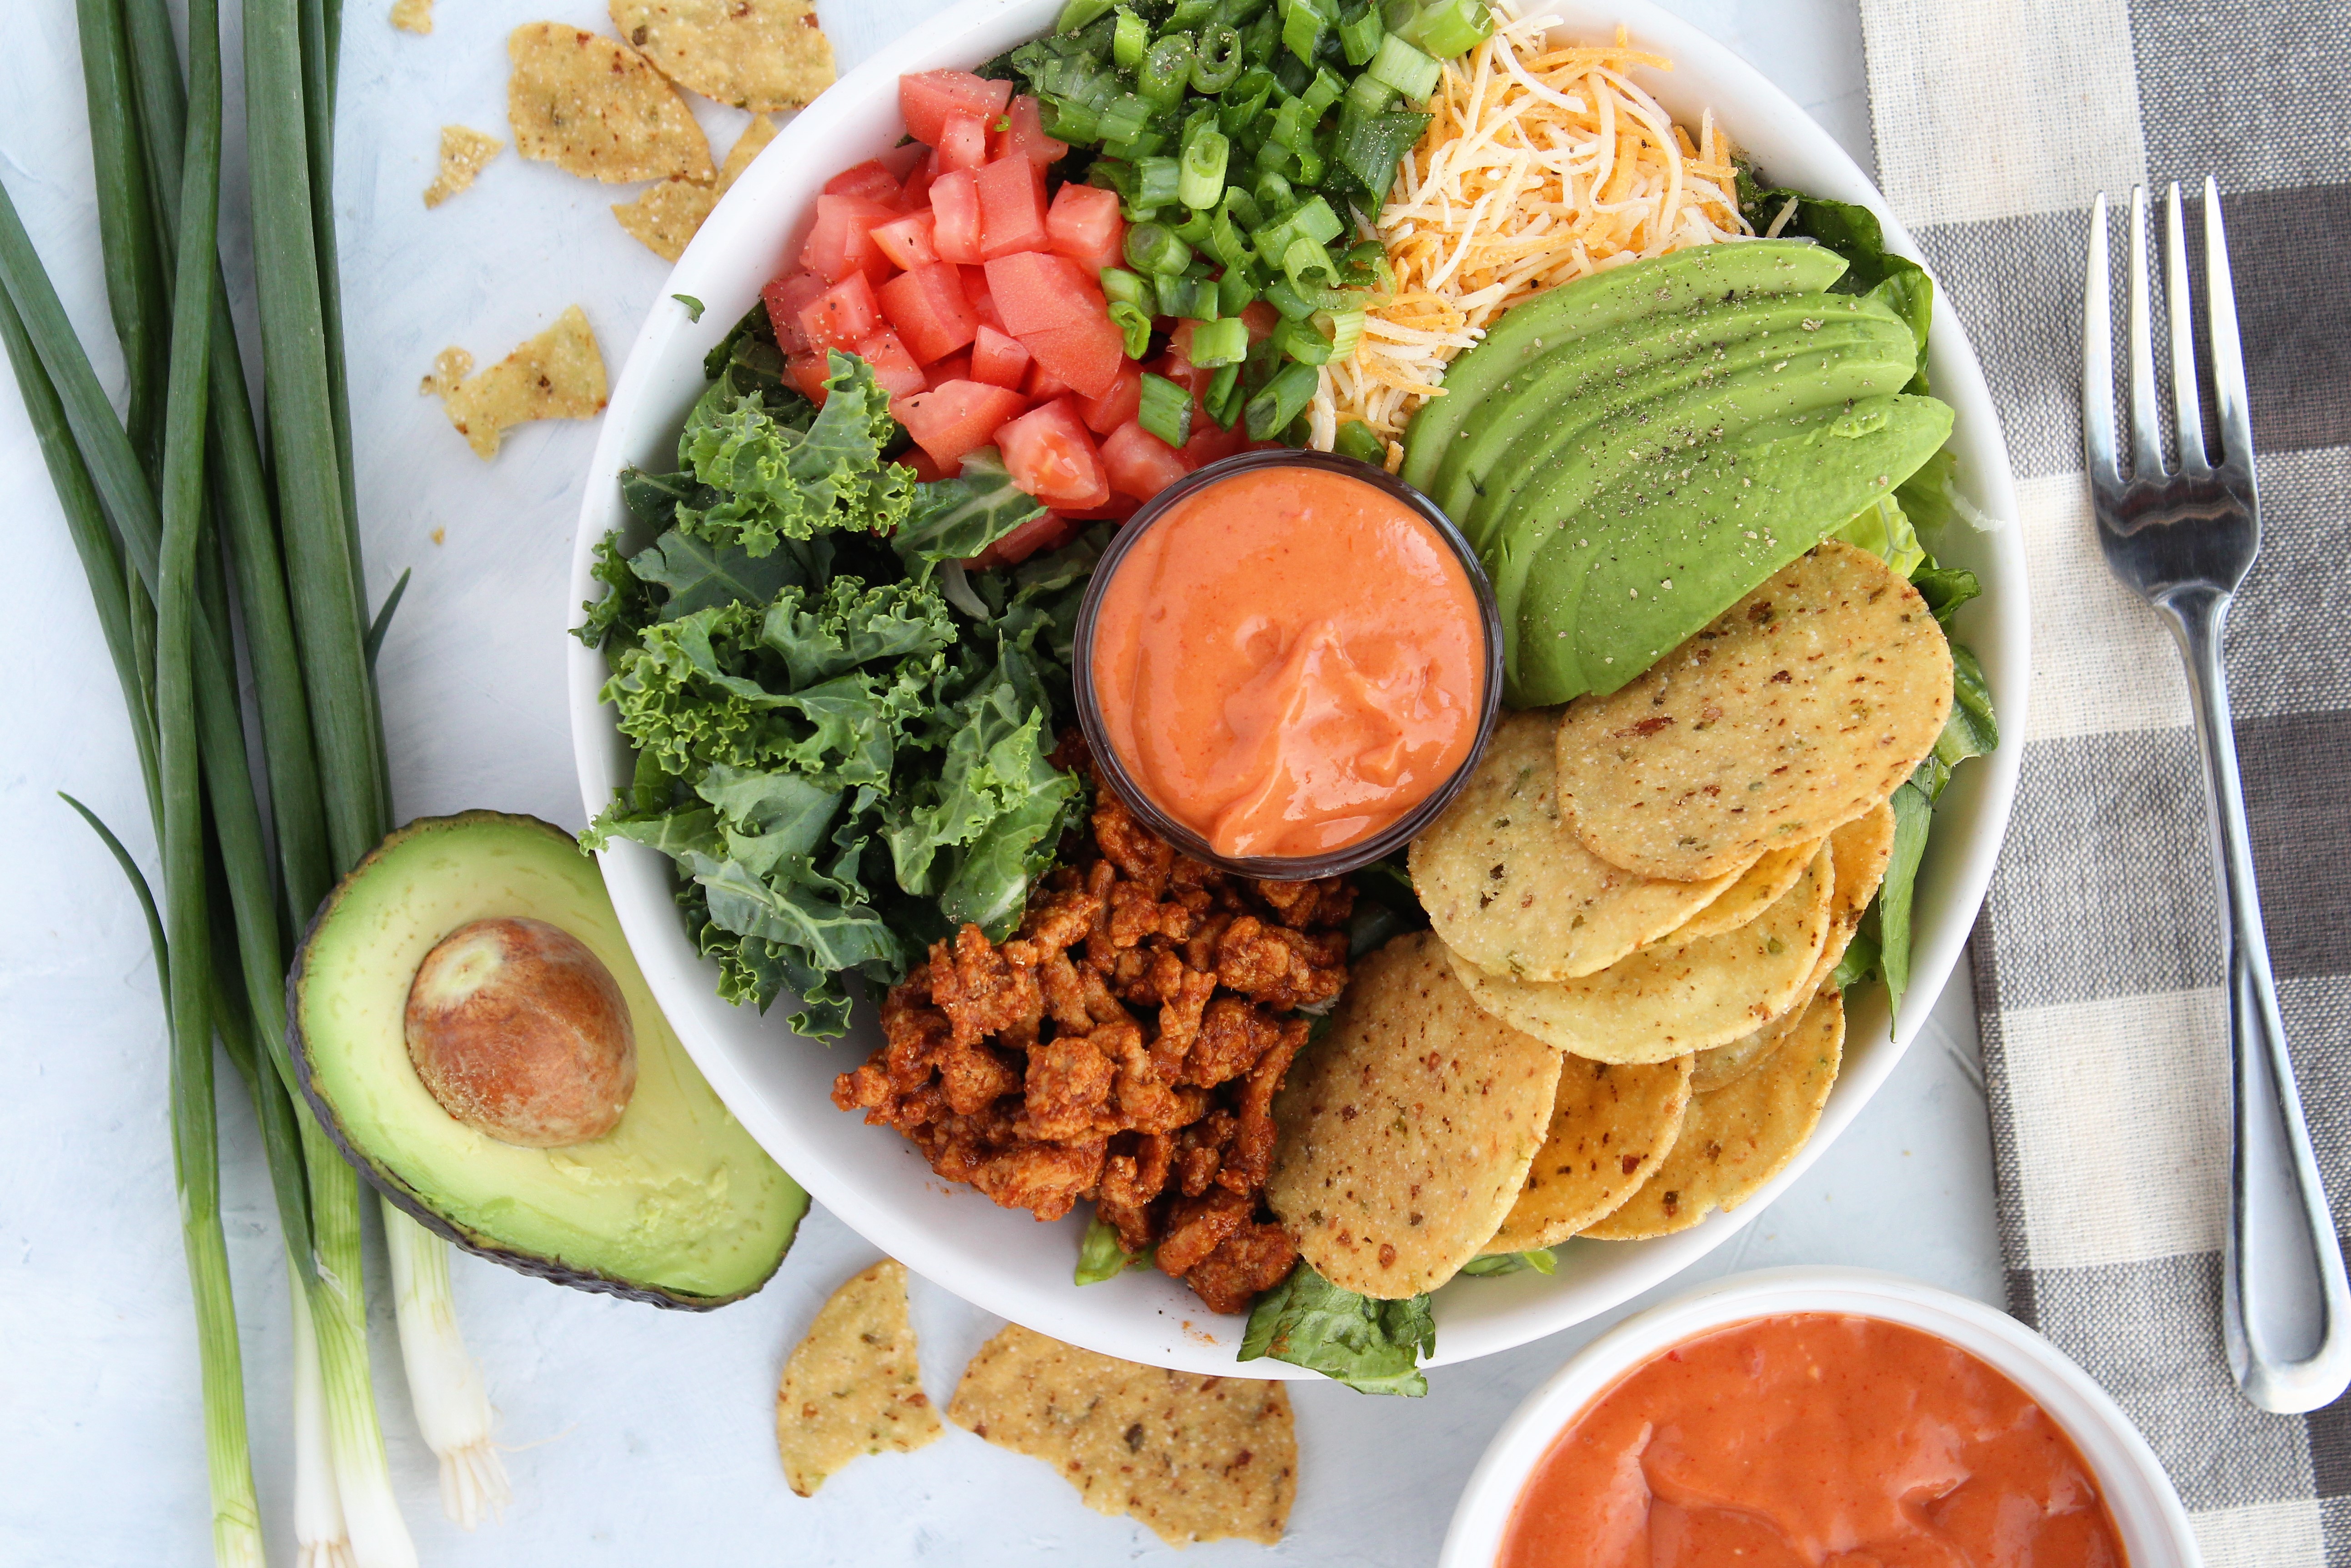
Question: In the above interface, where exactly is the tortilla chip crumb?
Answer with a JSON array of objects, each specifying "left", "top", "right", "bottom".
[
  {"left": 423, "top": 126, "right": 503, "bottom": 209},
  {"left": 775, "top": 1260, "right": 941, "bottom": 1497},
  {"left": 422, "top": 308, "right": 608, "bottom": 459},
  {"left": 609, "top": 0, "right": 835, "bottom": 113},
  {"left": 430, "top": 527, "right": 446, "bottom": 545},
  {"left": 612, "top": 114, "right": 776, "bottom": 261},
  {"left": 949, "top": 1324, "right": 1296, "bottom": 1547},
  {"left": 507, "top": 22, "right": 713, "bottom": 185},
  {"left": 390, "top": 0, "right": 432, "bottom": 34}
]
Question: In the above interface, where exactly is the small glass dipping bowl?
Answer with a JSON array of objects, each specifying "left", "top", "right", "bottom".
[{"left": 1071, "top": 448, "right": 1503, "bottom": 881}]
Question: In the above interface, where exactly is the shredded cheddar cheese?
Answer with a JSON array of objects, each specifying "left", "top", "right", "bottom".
[{"left": 1325, "top": 7, "right": 1752, "bottom": 465}]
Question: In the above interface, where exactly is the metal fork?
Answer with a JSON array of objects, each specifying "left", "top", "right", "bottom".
[{"left": 2084, "top": 180, "right": 2351, "bottom": 1413}]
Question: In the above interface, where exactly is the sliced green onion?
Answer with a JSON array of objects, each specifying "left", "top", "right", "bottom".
[
  {"left": 1154, "top": 272, "right": 1219, "bottom": 319},
  {"left": 1140, "top": 32, "right": 1196, "bottom": 107},
  {"left": 1334, "top": 418, "right": 1387, "bottom": 464},
  {"left": 1397, "top": 0, "right": 1491, "bottom": 57},
  {"left": 1041, "top": 95, "right": 1102, "bottom": 141},
  {"left": 1204, "top": 360, "right": 1246, "bottom": 427},
  {"left": 1139, "top": 370, "right": 1193, "bottom": 447},
  {"left": 1114, "top": 6, "right": 1149, "bottom": 66},
  {"left": 1330, "top": 102, "right": 1432, "bottom": 203},
  {"left": 1220, "top": 0, "right": 1273, "bottom": 21},
  {"left": 1208, "top": 203, "right": 1256, "bottom": 271},
  {"left": 1246, "top": 359, "right": 1320, "bottom": 439},
  {"left": 1282, "top": 234, "right": 1341, "bottom": 292},
  {"left": 1262, "top": 273, "right": 1318, "bottom": 319},
  {"left": 1292, "top": 194, "right": 1344, "bottom": 246},
  {"left": 1303, "top": 65, "right": 1348, "bottom": 119},
  {"left": 1133, "top": 155, "right": 1183, "bottom": 208},
  {"left": 1216, "top": 262, "right": 1259, "bottom": 317},
  {"left": 1100, "top": 266, "right": 1153, "bottom": 308},
  {"left": 1267, "top": 93, "right": 1313, "bottom": 149},
  {"left": 1191, "top": 23, "right": 1245, "bottom": 91},
  {"left": 1368, "top": 33, "right": 1442, "bottom": 100},
  {"left": 1346, "top": 70, "right": 1397, "bottom": 114},
  {"left": 1098, "top": 91, "right": 1153, "bottom": 145},
  {"left": 1272, "top": 315, "right": 1332, "bottom": 363},
  {"left": 1179, "top": 127, "right": 1230, "bottom": 207},
  {"left": 1168, "top": 0, "right": 1220, "bottom": 26},
  {"left": 1341, "top": 238, "right": 1392, "bottom": 287},
  {"left": 1125, "top": 220, "right": 1194, "bottom": 275},
  {"left": 1109, "top": 300, "right": 1155, "bottom": 358},
  {"left": 1290, "top": 138, "right": 1327, "bottom": 185},
  {"left": 1314, "top": 305, "right": 1366, "bottom": 358},
  {"left": 1339, "top": 2, "right": 1385, "bottom": 64},
  {"left": 1254, "top": 168, "right": 1296, "bottom": 213},
  {"left": 1281, "top": 0, "right": 1326, "bottom": 63},
  {"left": 1170, "top": 206, "right": 1216, "bottom": 245},
  {"left": 1219, "top": 66, "right": 1279, "bottom": 135},
  {"left": 1059, "top": 0, "right": 1117, "bottom": 31},
  {"left": 1191, "top": 315, "right": 1250, "bottom": 367}
]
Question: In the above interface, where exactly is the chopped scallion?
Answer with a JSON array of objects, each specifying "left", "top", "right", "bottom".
[
  {"left": 1108, "top": 299, "right": 1155, "bottom": 358},
  {"left": 1178, "top": 126, "right": 1230, "bottom": 206},
  {"left": 1190, "top": 315, "right": 1250, "bottom": 367},
  {"left": 1216, "top": 262, "right": 1258, "bottom": 317},
  {"left": 1139, "top": 370, "right": 1193, "bottom": 447},
  {"left": 1133, "top": 155, "right": 1183, "bottom": 208},
  {"left": 1154, "top": 272, "right": 1219, "bottom": 319},
  {"left": 1346, "top": 70, "right": 1396, "bottom": 114},
  {"left": 1125, "top": 220, "right": 1194, "bottom": 275},
  {"left": 1059, "top": 0, "right": 1117, "bottom": 31},
  {"left": 1339, "top": 2, "right": 1385, "bottom": 65},
  {"left": 1191, "top": 23, "right": 1244, "bottom": 92},
  {"left": 1303, "top": 65, "right": 1348, "bottom": 118},
  {"left": 1100, "top": 266, "right": 1153, "bottom": 308},
  {"left": 1245, "top": 359, "right": 1320, "bottom": 440},
  {"left": 1315, "top": 305, "right": 1367, "bottom": 358},
  {"left": 1396, "top": 0, "right": 1490, "bottom": 57},
  {"left": 1113, "top": 6, "right": 1148, "bottom": 66},
  {"left": 1368, "top": 33, "right": 1442, "bottom": 100},
  {"left": 1281, "top": 0, "right": 1326, "bottom": 64},
  {"left": 1334, "top": 418, "right": 1387, "bottom": 465},
  {"left": 1272, "top": 314, "right": 1333, "bottom": 364},
  {"left": 1139, "top": 32, "right": 1196, "bottom": 108}
]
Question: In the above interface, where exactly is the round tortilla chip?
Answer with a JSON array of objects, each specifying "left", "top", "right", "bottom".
[
  {"left": 611, "top": 0, "right": 836, "bottom": 113},
  {"left": 1266, "top": 932, "right": 1562, "bottom": 1298},
  {"left": 1482, "top": 1054, "right": 1693, "bottom": 1252},
  {"left": 1556, "top": 541, "right": 1953, "bottom": 881},
  {"left": 1665, "top": 836, "right": 1821, "bottom": 941},
  {"left": 1412, "top": 710, "right": 1744, "bottom": 982},
  {"left": 1447, "top": 845, "right": 1833, "bottom": 1063},
  {"left": 1688, "top": 1000, "right": 1808, "bottom": 1094},
  {"left": 1582, "top": 987, "right": 1845, "bottom": 1239},
  {"left": 1806, "top": 797, "right": 1901, "bottom": 996}
]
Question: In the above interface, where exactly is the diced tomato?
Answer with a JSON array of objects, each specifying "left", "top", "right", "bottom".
[
  {"left": 997, "top": 397, "right": 1110, "bottom": 510},
  {"left": 924, "top": 351, "right": 973, "bottom": 390},
  {"left": 763, "top": 270, "right": 829, "bottom": 354},
  {"left": 787, "top": 348, "right": 833, "bottom": 404},
  {"left": 938, "top": 110, "right": 990, "bottom": 173},
  {"left": 1045, "top": 183, "right": 1125, "bottom": 276},
  {"left": 824, "top": 160, "right": 902, "bottom": 206},
  {"left": 985, "top": 251, "right": 1106, "bottom": 335},
  {"left": 975, "top": 156, "right": 1050, "bottom": 260},
  {"left": 970, "top": 510, "right": 1081, "bottom": 571},
  {"left": 878, "top": 262, "right": 979, "bottom": 364},
  {"left": 1024, "top": 360, "right": 1073, "bottom": 401},
  {"left": 900, "top": 70, "right": 1012, "bottom": 147},
  {"left": 971, "top": 325, "right": 1031, "bottom": 390},
  {"left": 1182, "top": 407, "right": 1246, "bottom": 467},
  {"left": 898, "top": 151, "right": 939, "bottom": 212},
  {"left": 1101, "top": 420, "right": 1194, "bottom": 501},
  {"left": 1079, "top": 362, "right": 1143, "bottom": 435},
  {"left": 897, "top": 448, "right": 949, "bottom": 483},
  {"left": 1053, "top": 495, "right": 1141, "bottom": 522},
  {"left": 961, "top": 266, "right": 1006, "bottom": 332},
  {"left": 1017, "top": 317, "right": 1126, "bottom": 400},
  {"left": 1241, "top": 300, "right": 1281, "bottom": 341},
  {"left": 929, "top": 169, "right": 984, "bottom": 265},
  {"left": 991, "top": 96, "right": 1069, "bottom": 168},
  {"left": 854, "top": 327, "right": 927, "bottom": 397},
  {"left": 892, "top": 380, "right": 1030, "bottom": 468},
  {"left": 799, "top": 193, "right": 897, "bottom": 284},
  {"left": 869, "top": 211, "right": 939, "bottom": 271},
  {"left": 799, "top": 272, "right": 880, "bottom": 352}
]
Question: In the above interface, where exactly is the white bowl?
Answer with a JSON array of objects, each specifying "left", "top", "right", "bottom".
[
  {"left": 568, "top": 0, "right": 2029, "bottom": 1374},
  {"left": 1440, "top": 1267, "right": 2199, "bottom": 1567}
]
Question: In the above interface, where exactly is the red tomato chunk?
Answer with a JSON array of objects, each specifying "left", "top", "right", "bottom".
[
  {"left": 1045, "top": 183, "right": 1125, "bottom": 276},
  {"left": 938, "top": 110, "right": 990, "bottom": 173},
  {"left": 878, "top": 262, "right": 979, "bottom": 365},
  {"left": 800, "top": 193, "right": 896, "bottom": 284},
  {"left": 992, "top": 96, "right": 1069, "bottom": 168},
  {"left": 1079, "top": 362, "right": 1143, "bottom": 434},
  {"left": 997, "top": 397, "right": 1110, "bottom": 510},
  {"left": 869, "top": 211, "right": 939, "bottom": 271},
  {"left": 763, "top": 270, "right": 829, "bottom": 353},
  {"left": 923, "top": 350, "right": 973, "bottom": 390},
  {"left": 928, "top": 169, "right": 984, "bottom": 266},
  {"left": 822, "top": 160, "right": 902, "bottom": 206},
  {"left": 1101, "top": 421, "right": 1193, "bottom": 501},
  {"left": 899, "top": 70, "right": 1011, "bottom": 149},
  {"left": 975, "top": 155, "right": 1050, "bottom": 260},
  {"left": 971, "top": 324, "right": 1031, "bottom": 390},
  {"left": 800, "top": 272, "right": 879, "bottom": 353},
  {"left": 985, "top": 251, "right": 1103, "bottom": 335},
  {"left": 854, "top": 328, "right": 927, "bottom": 397},
  {"left": 893, "top": 380, "right": 1029, "bottom": 468}
]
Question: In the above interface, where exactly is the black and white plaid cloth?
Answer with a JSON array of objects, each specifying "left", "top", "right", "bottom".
[{"left": 1853, "top": 0, "right": 2351, "bottom": 1557}]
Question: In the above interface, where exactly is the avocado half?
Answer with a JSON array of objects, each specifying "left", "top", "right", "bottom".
[{"left": 288, "top": 811, "right": 808, "bottom": 1308}]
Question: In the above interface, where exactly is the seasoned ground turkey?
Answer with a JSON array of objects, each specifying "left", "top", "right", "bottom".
[{"left": 833, "top": 744, "right": 1352, "bottom": 1314}]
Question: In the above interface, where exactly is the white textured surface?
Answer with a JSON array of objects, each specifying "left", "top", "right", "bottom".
[{"left": 0, "top": 1, "right": 1997, "bottom": 1563}]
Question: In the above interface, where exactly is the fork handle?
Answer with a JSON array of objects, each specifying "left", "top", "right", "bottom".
[{"left": 2163, "top": 586, "right": 2351, "bottom": 1413}]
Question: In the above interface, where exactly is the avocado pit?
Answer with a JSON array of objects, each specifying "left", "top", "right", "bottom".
[{"left": 405, "top": 916, "right": 637, "bottom": 1147}]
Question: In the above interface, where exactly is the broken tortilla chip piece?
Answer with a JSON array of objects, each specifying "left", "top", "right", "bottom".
[
  {"left": 1483, "top": 1053, "right": 1692, "bottom": 1253},
  {"left": 1582, "top": 987, "right": 1845, "bottom": 1240},
  {"left": 423, "top": 125, "right": 502, "bottom": 208},
  {"left": 1411, "top": 709, "right": 1744, "bottom": 982},
  {"left": 507, "top": 23, "right": 713, "bottom": 184},
  {"left": 1267, "top": 931, "right": 1562, "bottom": 1298},
  {"left": 423, "top": 305, "right": 608, "bottom": 458},
  {"left": 1556, "top": 541, "right": 1954, "bottom": 882},
  {"left": 613, "top": 114, "right": 777, "bottom": 261},
  {"left": 775, "top": 1259, "right": 941, "bottom": 1497},
  {"left": 610, "top": 0, "right": 836, "bottom": 113},
  {"left": 949, "top": 1324, "right": 1295, "bottom": 1548},
  {"left": 390, "top": 0, "right": 432, "bottom": 34}
]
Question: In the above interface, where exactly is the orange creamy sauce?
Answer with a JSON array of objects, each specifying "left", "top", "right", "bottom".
[
  {"left": 1500, "top": 1314, "right": 2126, "bottom": 1568},
  {"left": 1089, "top": 465, "right": 1485, "bottom": 859}
]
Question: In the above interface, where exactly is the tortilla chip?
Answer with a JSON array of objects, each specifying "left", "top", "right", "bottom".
[
  {"left": 1688, "top": 998, "right": 1809, "bottom": 1094},
  {"left": 613, "top": 114, "right": 777, "bottom": 261},
  {"left": 1449, "top": 846, "right": 1834, "bottom": 1063},
  {"left": 774, "top": 1259, "right": 940, "bottom": 1496},
  {"left": 949, "top": 1324, "right": 1294, "bottom": 1547},
  {"left": 1556, "top": 541, "right": 1953, "bottom": 881},
  {"left": 1482, "top": 1054, "right": 1692, "bottom": 1252},
  {"left": 424, "top": 306, "right": 608, "bottom": 459},
  {"left": 1267, "top": 931, "right": 1562, "bottom": 1297},
  {"left": 422, "top": 125, "right": 502, "bottom": 209},
  {"left": 507, "top": 23, "right": 713, "bottom": 184},
  {"left": 390, "top": 0, "right": 432, "bottom": 34},
  {"left": 1806, "top": 798, "right": 1901, "bottom": 997},
  {"left": 1411, "top": 709, "right": 1744, "bottom": 982},
  {"left": 1667, "top": 836, "right": 1821, "bottom": 941},
  {"left": 1583, "top": 988, "right": 1844, "bottom": 1239},
  {"left": 611, "top": 0, "right": 836, "bottom": 112}
]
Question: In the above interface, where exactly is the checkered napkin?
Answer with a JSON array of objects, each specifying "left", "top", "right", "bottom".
[{"left": 1849, "top": 0, "right": 2351, "bottom": 1558}]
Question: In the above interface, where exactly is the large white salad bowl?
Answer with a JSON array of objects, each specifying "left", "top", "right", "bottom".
[{"left": 569, "top": 0, "right": 2029, "bottom": 1375}]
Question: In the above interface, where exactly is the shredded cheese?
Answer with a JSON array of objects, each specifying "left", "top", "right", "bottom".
[{"left": 1326, "top": 7, "right": 1752, "bottom": 467}]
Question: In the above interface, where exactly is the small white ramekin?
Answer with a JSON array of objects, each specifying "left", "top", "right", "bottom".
[{"left": 1440, "top": 1266, "right": 2203, "bottom": 1568}]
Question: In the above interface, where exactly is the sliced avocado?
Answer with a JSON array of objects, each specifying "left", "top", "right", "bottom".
[
  {"left": 1399, "top": 239, "right": 1849, "bottom": 491},
  {"left": 290, "top": 811, "right": 807, "bottom": 1308},
  {"left": 1480, "top": 328, "right": 1923, "bottom": 684},
  {"left": 1512, "top": 393, "right": 1955, "bottom": 703}
]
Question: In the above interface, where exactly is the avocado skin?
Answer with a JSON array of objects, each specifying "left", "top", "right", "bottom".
[{"left": 288, "top": 810, "right": 809, "bottom": 1311}]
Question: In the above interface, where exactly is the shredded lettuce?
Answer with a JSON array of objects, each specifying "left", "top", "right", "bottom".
[
  {"left": 1074, "top": 1216, "right": 1155, "bottom": 1284},
  {"left": 578, "top": 350, "right": 1080, "bottom": 1037},
  {"left": 1240, "top": 1264, "right": 1436, "bottom": 1396},
  {"left": 1738, "top": 174, "right": 1933, "bottom": 395},
  {"left": 1834, "top": 494, "right": 1925, "bottom": 580}
]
